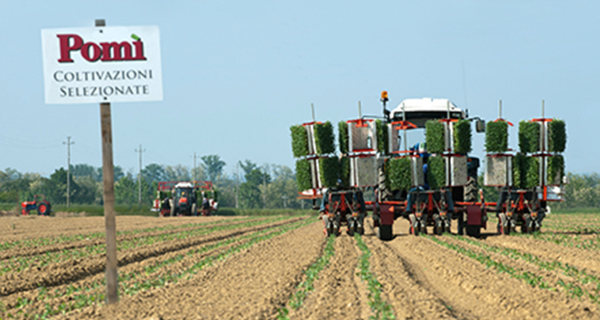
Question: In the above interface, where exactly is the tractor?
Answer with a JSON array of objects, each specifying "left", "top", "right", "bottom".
[
  {"left": 21, "top": 195, "right": 52, "bottom": 216},
  {"left": 153, "top": 181, "right": 218, "bottom": 217}
]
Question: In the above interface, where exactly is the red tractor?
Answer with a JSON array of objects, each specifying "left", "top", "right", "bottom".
[{"left": 21, "top": 195, "right": 52, "bottom": 216}]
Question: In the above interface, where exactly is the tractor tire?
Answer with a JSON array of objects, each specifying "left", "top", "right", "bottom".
[
  {"left": 464, "top": 177, "right": 477, "bottom": 202},
  {"left": 522, "top": 214, "right": 531, "bottom": 234},
  {"left": 466, "top": 225, "right": 481, "bottom": 238},
  {"left": 498, "top": 213, "right": 510, "bottom": 235},
  {"left": 378, "top": 167, "right": 391, "bottom": 202},
  {"left": 433, "top": 214, "right": 443, "bottom": 235},
  {"left": 38, "top": 204, "right": 48, "bottom": 216},
  {"left": 377, "top": 224, "right": 393, "bottom": 240},
  {"left": 408, "top": 214, "right": 419, "bottom": 236}
]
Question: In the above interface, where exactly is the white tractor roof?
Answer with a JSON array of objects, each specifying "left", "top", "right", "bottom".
[
  {"left": 175, "top": 182, "right": 194, "bottom": 189},
  {"left": 390, "top": 98, "right": 466, "bottom": 128}
]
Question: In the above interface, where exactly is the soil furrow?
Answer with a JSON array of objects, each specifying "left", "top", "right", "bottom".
[
  {"left": 0, "top": 217, "right": 304, "bottom": 296},
  {"left": 62, "top": 219, "right": 325, "bottom": 319},
  {"left": 288, "top": 234, "right": 371, "bottom": 319}
]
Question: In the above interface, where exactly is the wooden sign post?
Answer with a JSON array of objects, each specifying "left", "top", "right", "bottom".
[{"left": 96, "top": 19, "right": 118, "bottom": 305}]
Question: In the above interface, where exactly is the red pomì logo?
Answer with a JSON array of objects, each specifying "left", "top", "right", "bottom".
[{"left": 57, "top": 34, "right": 147, "bottom": 63}]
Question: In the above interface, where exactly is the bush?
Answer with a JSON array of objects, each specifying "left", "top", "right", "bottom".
[
  {"left": 376, "top": 120, "right": 389, "bottom": 154},
  {"left": 549, "top": 119, "right": 566, "bottom": 153},
  {"left": 315, "top": 121, "right": 336, "bottom": 155},
  {"left": 453, "top": 119, "right": 472, "bottom": 155},
  {"left": 427, "top": 156, "right": 446, "bottom": 189},
  {"left": 518, "top": 121, "right": 540, "bottom": 154},
  {"left": 290, "top": 125, "right": 309, "bottom": 157},
  {"left": 295, "top": 159, "right": 312, "bottom": 191},
  {"left": 425, "top": 121, "right": 445, "bottom": 154},
  {"left": 319, "top": 157, "right": 340, "bottom": 188},
  {"left": 385, "top": 157, "right": 412, "bottom": 191},
  {"left": 338, "top": 121, "right": 349, "bottom": 154},
  {"left": 485, "top": 121, "right": 509, "bottom": 153}
]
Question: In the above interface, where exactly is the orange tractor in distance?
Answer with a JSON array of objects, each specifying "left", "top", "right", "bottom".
[
  {"left": 21, "top": 194, "right": 52, "bottom": 216},
  {"left": 152, "top": 181, "right": 218, "bottom": 217}
]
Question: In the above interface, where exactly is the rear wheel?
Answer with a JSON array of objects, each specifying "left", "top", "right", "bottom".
[
  {"left": 464, "top": 177, "right": 477, "bottom": 202},
  {"left": 466, "top": 225, "right": 481, "bottom": 238},
  {"left": 377, "top": 224, "right": 393, "bottom": 240},
  {"left": 38, "top": 203, "right": 48, "bottom": 216}
]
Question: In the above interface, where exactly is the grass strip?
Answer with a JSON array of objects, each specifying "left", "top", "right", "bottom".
[
  {"left": 355, "top": 234, "right": 395, "bottom": 320},
  {"left": 277, "top": 235, "right": 335, "bottom": 319}
]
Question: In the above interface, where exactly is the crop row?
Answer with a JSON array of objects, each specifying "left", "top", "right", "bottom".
[
  {"left": 521, "top": 232, "right": 600, "bottom": 251},
  {"left": 0, "top": 217, "right": 251, "bottom": 252},
  {"left": 454, "top": 235, "right": 600, "bottom": 301},
  {"left": 427, "top": 235, "right": 597, "bottom": 304},
  {"left": 277, "top": 234, "right": 335, "bottom": 319},
  {"left": 0, "top": 216, "right": 285, "bottom": 275},
  {"left": 354, "top": 234, "right": 395, "bottom": 320},
  {"left": 0, "top": 217, "right": 314, "bottom": 319}
]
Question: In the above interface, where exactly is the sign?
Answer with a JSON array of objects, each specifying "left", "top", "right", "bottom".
[{"left": 42, "top": 25, "right": 162, "bottom": 104}]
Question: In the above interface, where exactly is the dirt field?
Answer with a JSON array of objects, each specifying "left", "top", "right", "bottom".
[{"left": 1, "top": 213, "right": 600, "bottom": 319}]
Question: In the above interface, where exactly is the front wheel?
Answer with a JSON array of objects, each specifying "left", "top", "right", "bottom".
[{"left": 377, "top": 224, "right": 393, "bottom": 240}]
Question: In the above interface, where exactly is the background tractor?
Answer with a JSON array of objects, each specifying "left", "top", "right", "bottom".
[
  {"left": 21, "top": 194, "right": 51, "bottom": 216},
  {"left": 153, "top": 181, "right": 217, "bottom": 217}
]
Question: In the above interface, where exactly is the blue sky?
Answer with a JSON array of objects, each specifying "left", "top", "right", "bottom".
[{"left": 0, "top": 1, "right": 596, "bottom": 177}]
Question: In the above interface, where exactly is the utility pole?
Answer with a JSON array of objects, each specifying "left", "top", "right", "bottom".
[
  {"left": 191, "top": 153, "right": 200, "bottom": 183},
  {"left": 134, "top": 145, "right": 146, "bottom": 203},
  {"left": 235, "top": 162, "right": 239, "bottom": 209},
  {"left": 63, "top": 136, "right": 74, "bottom": 207}
]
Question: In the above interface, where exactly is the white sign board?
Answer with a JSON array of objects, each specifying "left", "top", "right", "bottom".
[{"left": 42, "top": 25, "right": 163, "bottom": 104}]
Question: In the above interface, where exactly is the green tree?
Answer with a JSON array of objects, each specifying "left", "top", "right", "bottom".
[{"left": 201, "top": 155, "right": 226, "bottom": 182}]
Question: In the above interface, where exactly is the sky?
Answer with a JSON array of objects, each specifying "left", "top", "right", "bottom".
[{"left": 0, "top": 1, "right": 597, "bottom": 178}]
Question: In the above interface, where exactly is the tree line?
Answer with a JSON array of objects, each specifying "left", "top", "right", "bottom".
[{"left": 0, "top": 155, "right": 308, "bottom": 210}]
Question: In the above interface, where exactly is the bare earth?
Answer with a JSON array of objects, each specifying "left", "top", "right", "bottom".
[{"left": 1, "top": 214, "right": 599, "bottom": 319}]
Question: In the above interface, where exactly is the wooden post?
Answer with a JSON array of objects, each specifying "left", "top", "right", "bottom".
[
  {"left": 96, "top": 18, "right": 118, "bottom": 305},
  {"left": 101, "top": 102, "right": 118, "bottom": 304}
]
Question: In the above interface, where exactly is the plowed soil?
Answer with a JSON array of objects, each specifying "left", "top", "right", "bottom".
[{"left": 2, "top": 213, "right": 600, "bottom": 319}]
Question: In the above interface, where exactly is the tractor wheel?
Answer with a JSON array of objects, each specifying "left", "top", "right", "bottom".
[
  {"left": 408, "top": 214, "right": 418, "bottom": 236},
  {"left": 456, "top": 212, "right": 465, "bottom": 235},
  {"left": 418, "top": 219, "right": 427, "bottom": 235},
  {"left": 466, "top": 225, "right": 481, "bottom": 238},
  {"left": 433, "top": 214, "right": 443, "bottom": 235},
  {"left": 377, "top": 224, "right": 393, "bottom": 240},
  {"left": 38, "top": 204, "right": 48, "bottom": 216},
  {"left": 464, "top": 177, "right": 477, "bottom": 202},
  {"left": 347, "top": 225, "right": 355, "bottom": 237},
  {"left": 378, "top": 167, "right": 391, "bottom": 202},
  {"left": 498, "top": 213, "right": 510, "bottom": 235},
  {"left": 522, "top": 214, "right": 531, "bottom": 234}
]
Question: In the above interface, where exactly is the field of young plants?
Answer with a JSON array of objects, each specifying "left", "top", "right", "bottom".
[{"left": 1, "top": 212, "right": 600, "bottom": 319}]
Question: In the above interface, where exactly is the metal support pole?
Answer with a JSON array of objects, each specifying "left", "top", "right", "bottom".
[
  {"left": 97, "top": 18, "right": 118, "bottom": 305},
  {"left": 134, "top": 144, "right": 146, "bottom": 203},
  {"left": 63, "top": 136, "right": 74, "bottom": 207}
]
